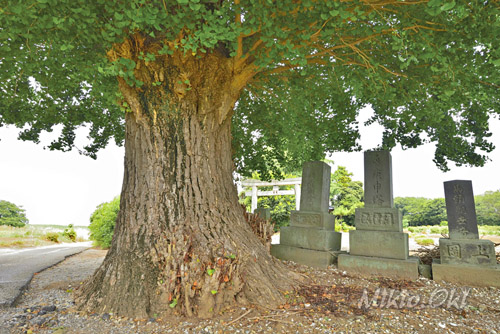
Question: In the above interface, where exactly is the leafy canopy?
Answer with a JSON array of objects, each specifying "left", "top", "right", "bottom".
[
  {"left": 0, "top": 200, "right": 29, "bottom": 227},
  {"left": 330, "top": 166, "right": 364, "bottom": 225},
  {"left": 1, "top": 1, "right": 500, "bottom": 176}
]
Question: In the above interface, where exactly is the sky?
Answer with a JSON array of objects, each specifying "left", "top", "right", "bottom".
[
  {"left": 1, "top": 109, "right": 500, "bottom": 226},
  {"left": 0, "top": 126, "right": 124, "bottom": 226}
]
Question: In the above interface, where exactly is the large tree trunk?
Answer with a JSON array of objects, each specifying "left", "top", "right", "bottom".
[{"left": 76, "top": 47, "right": 298, "bottom": 318}]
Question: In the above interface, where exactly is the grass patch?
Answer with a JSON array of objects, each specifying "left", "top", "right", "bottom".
[
  {"left": 479, "top": 225, "right": 500, "bottom": 236},
  {"left": 415, "top": 237, "right": 435, "bottom": 246},
  {"left": 429, "top": 226, "right": 441, "bottom": 234},
  {"left": 406, "top": 225, "right": 500, "bottom": 236},
  {"left": 44, "top": 232, "right": 60, "bottom": 243},
  {"left": 0, "top": 238, "right": 54, "bottom": 248},
  {"left": 0, "top": 224, "right": 89, "bottom": 248},
  {"left": 407, "top": 226, "right": 428, "bottom": 234}
]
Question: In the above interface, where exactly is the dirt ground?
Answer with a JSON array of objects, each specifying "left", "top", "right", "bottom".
[{"left": 1, "top": 248, "right": 499, "bottom": 334}]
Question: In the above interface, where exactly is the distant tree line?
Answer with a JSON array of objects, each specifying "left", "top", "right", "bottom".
[{"left": 395, "top": 190, "right": 500, "bottom": 226}]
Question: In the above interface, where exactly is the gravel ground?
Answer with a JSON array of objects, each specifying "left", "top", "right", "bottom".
[{"left": 1, "top": 249, "right": 499, "bottom": 334}]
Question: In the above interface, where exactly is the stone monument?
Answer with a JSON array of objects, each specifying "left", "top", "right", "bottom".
[
  {"left": 270, "top": 161, "right": 342, "bottom": 267},
  {"left": 338, "top": 151, "right": 419, "bottom": 280},
  {"left": 433, "top": 180, "right": 500, "bottom": 287},
  {"left": 254, "top": 207, "right": 271, "bottom": 221}
]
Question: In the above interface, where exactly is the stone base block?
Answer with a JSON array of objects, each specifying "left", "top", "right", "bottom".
[
  {"left": 280, "top": 226, "right": 341, "bottom": 251},
  {"left": 354, "top": 207, "right": 402, "bottom": 232},
  {"left": 338, "top": 254, "right": 419, "bottom": 280},
  {"left": 270, "top": 244, "right": 334, "bottom": 268},
  {"left": 439, "top": 238, "right": 497, "bottom": 267},
  {"left": 432, "top": 261, "right": 500, "bottom": 288},
  {"left": 290, "top": 211, "right": 335, "bottom": 229},
  {"left": 418, "top": 264, "right": 432, "bottom": 279},
  {"left": 349, "top": 230, "right": 408, "bottom": 260}
]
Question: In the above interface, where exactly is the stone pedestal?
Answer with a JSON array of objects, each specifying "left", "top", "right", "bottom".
[
  {"left": 339, "top": 254, "right": 420, "bottom": 280},
  {"left": 348, "top": 230, "right": 409, "bottom": 260},
  {"left": 433, "top": 180, "right": 500, "bottom": 287},
  {"left": 439, "top": 238, "right": 496, "bottom": 267},
  {"left": 271, "top": 161, "right": 341, "bottom": 268},
  {"left": 279, "top": 226, "right": 341, "bottom": 251},
  {"left": 338, "top": 151, "right": 419, "bottom": 280},
  {"left": 432, "top": 261, "right": 500, "bottom": 288}
]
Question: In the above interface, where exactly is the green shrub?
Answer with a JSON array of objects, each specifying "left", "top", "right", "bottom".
[
  {"left": 415, "top": 237, "right": 434, "bottom": 246},
  {"left": 62, "top": 224, "right": 77, "bottom": 242},
  {"left": 44, "top": 232, "right": 59, "bottom": 243},
  {"left": 440, "top": 226, "right": 449, "bottom": 234},
  {"left": 0, "top": 200, "right": 29, "bottom": 227},
  {"left": 335, "top": 222, "right": 355, "bottom": 232},
  {"left": 478, "top": 225, "right": 500, "bottom": 236},
  {"left": 440, "top": 221, "right": 448, "bottom": 226},
  {"left": 429, "top": 226, "right": 441, "bottom": 234},
  {"left": 416, "top": 226, "right": 428, "bottom": 233},
  {"left": 89, "top": 196, "right": 120, "bottom": 248},
  {"left": 408, "top": 226, "right": 427, "bottom": 234},
  {"left": 240, "top": 190, "right": 296, "bottom": 231}
]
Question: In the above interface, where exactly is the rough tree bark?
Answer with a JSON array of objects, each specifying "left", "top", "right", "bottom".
[{"left": 76, "top": 36, "right": 299, "bottom": 318}]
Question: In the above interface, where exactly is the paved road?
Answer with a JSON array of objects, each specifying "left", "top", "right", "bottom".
[{"left": 0, "top": 242, "right": 91, "bottom": 307}]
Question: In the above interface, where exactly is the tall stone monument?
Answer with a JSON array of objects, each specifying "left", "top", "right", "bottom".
[
  {"left": 338, "top": 151, "right": 419, "bottom": 280},
  {"left": 433, "top": 180, "right": 500, "bottom": 287},
  {"left": 271, "top": 161, "right": 342, "bottom": 267}
]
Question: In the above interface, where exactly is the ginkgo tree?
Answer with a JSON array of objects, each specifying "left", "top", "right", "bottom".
[{"left": 1, "top": 0, "right": 499, "bottom": 319}]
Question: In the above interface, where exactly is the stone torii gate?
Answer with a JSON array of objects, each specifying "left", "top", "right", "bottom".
[{"left": 241, "top": 178, "right": 302, "bottom": 213}]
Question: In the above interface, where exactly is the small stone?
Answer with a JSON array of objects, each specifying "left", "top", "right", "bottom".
[
  {"left": 148, "top": 318, "right": 156, "bottom": 323},
  {"left": 42, "top": 305, "right": 56, "bottom": 312},
  {"left": 102, "top": 313, "right": 111, "bottom": 321},
  {"left": 32, "top": 317, "right": 48, "bottom": 326}
]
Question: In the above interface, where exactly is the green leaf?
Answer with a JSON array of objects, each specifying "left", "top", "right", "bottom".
[
  {"left": 440, "top": 1, "right": 456, "bottom": 11},
  {"left": 211, "top": 290, "right": 218, "bottom": 295},
  {"left": 427, "top": 0, "right": 442, "bottom": 7},
  {"left": 169, "top": 299, "right": 178, "bottom": 308},
  {"left": 207, "top": 268, "right": 215, "bottom": 276},
  {"left": 189, "top": 3, "right": 202, "bottom": 11}
]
